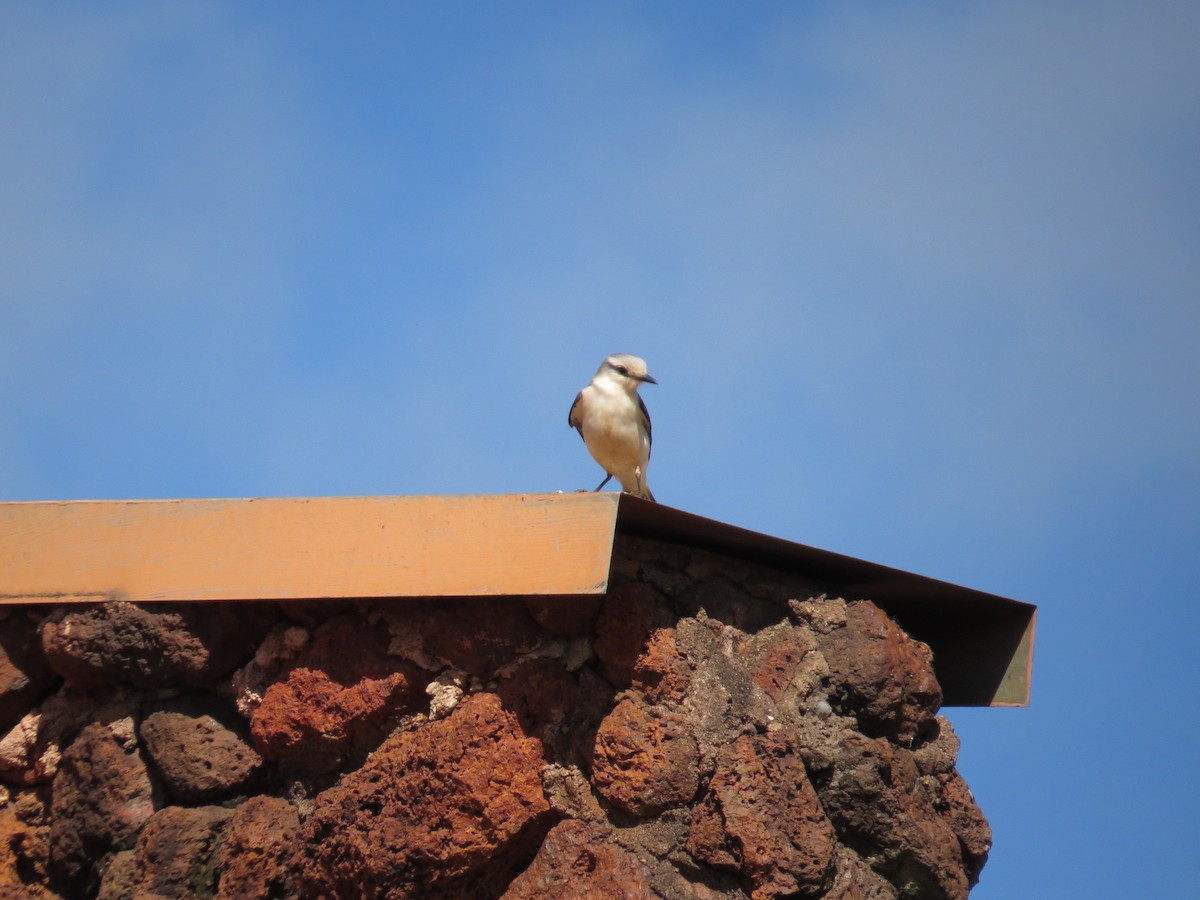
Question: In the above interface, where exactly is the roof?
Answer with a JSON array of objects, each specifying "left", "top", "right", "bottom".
[{"left": 0, "top": 492, "right": 1034, "bottom": 707}]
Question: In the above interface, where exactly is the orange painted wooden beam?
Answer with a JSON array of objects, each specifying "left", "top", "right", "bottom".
[{"left": 0, "top": 493, "right": 618, "bottom": 604}]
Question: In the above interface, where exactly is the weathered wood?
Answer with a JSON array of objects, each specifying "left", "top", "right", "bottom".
[{"left": 0, "top": 493, "right": 618, "bottom": 603}]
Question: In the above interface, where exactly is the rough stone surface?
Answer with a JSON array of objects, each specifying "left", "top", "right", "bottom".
[
  {"left": 0, "top": 612, "right": 57, "bottom": 735},
  {"left": 687, "top": 731, "right": 837, "bottom": 897},
  {"left": 825, "top": 846, "right": 900, "bottom": 900},
  {"left": 495, "top": 658, "right": 610, "bottom": 769},
  {"left": 0, "top": 687, "right": 137, "bottom": 787},
  {"left": 914, "top": 715, "right": 963, "bottom": 776},
  {"left": 382, "top": 597, "right": 545, "bottom": 677},
  {"left": 49, "top": 723, "right": 159, "bottom": 896},
  {"left": 96, "top": 805, "right": 231, "bottom": 899},
  {"left": 42, "top": 602, "right": 271, "bottom": 690},
  {"left": 139, "top": 695, "right": 263, "bottom": 803},
  {"left": 807, "top": 600, "right": 943, "bottom": 744},
  {"left": 818, "top": 732, "right": 970, "bottom": 900},
  {"left": 594, "top": 582, "right": 674, "bottom": 687},
  {"left": 502, "top": 819, "right": 657, "bottom": 899},
  {"left": 296, "top": 693, "right": 554, "bottom": 897},
  {"left": 0, "top": 785, "right": 53, "bottom": 898},
  {"left": 215, "top": 796, "right": 300, "bottom": 899},
  {"left": 249, "top": 612, "right": 426, "bottom": 774},
  {"left": 1, "top": 538, "right": 994, "bottom": 898},
  {"left": 592, "top": 698, "right": 700, "bottom": 817},
  {"left": 932, "top": 770, "right": 992, "bottom": 885}
]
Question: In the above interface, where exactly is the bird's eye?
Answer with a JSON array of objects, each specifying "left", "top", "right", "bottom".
[{"left": 614, "top": 365, "right": 628, "bottom": 376}]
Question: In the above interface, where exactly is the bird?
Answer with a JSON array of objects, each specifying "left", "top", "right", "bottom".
[{"left": 568, "top": 353, "right": 657, "bottom": 501}]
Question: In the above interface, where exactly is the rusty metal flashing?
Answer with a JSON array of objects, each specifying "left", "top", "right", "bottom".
[{"left": 614, "top": 494, "right": 1036, "bottom": 708}]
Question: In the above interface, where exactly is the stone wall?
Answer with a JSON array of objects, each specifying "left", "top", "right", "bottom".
[{"left": 0, "top": 536, "right": 991, "bottom": 898}]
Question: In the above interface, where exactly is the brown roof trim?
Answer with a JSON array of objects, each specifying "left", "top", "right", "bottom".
[
  {"left": 616, "top": 494, "right": 1035, "bottom": 707},
  {"left": 0, "top": 492, "right": 1034, "bottom": 707}
]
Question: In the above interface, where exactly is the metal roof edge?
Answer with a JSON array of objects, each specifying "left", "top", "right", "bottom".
[{"left": 614, "top": 494, "right": 1036, "bottom": 708}]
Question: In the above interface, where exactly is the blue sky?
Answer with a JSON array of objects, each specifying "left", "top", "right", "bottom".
[{"left": 2, "top": 2, "right": 1197, "bottom": 895}]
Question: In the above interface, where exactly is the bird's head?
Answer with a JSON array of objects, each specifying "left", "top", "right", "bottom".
[{"left": 599, "top": 353, "right": 657, "bottom": 389}]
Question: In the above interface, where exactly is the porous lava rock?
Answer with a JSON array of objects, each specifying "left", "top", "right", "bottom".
[
  {"left": 0, "top": 785, "right": 53, "bottom": 898},
  {"left": 495, "top": 657, "right": 611, "bottom": 768},
  {"left": 296, "top": 693, "right": 554, "bottom": 897},
  {"left": 41, "top": 601, "right": 271, "bottom": 690},
  {"left": 214, "top": 796, "right": 300, "bottom": 899},
  {"left": 687, "top": 730, "right": 837, "bottom": 897},
  {"left": 817, "top": 732, "right": 970, "bottom": 900},
  {"left": 48, "top": 723, "right": 159, "bottom": 895},
  {"left": 803, "top": 599, "right": 942, "bottom": 744},
  {"left": 521, "top": 594, "right": 605, "bottom": 637},
  {"left": 594, "top": 582, "right": 674, "bottom": 687},
  {"left": 139, "top": 695, "right": 263, "bottom": 803},
  {"left": 96, "top": 804, "right": 232, "bottom": 899},
  {"left": 0, "top": 686, "right": 136, "bottom": 787},
  {"left": 386, "top": 597, "right": 545, "bottom": 678},
  {"left": 249, "top": 612, "right": 426, "bottom": 774},
  {"left": 501, "top": 819, "right": 657, "bottom": 899},
  {"left": 0, "top": 611, "right": 57, "bottom": 734},
  {"left": 1, "top": 537, "right": 995, "bottom": 898},
  {"left": 591, "top": 698, "right": 700, "bottom": 817}
]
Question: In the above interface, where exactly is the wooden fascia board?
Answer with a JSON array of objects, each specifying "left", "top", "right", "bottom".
[{"left": 0, "top": 493, "right": 619, "bottom": 604}]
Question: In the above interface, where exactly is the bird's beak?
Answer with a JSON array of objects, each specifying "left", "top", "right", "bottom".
[{"left": 640, "top": 373, "right": 658, "bottom": 385}]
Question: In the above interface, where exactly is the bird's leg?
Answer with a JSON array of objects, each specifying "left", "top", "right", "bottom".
[
  {"left": 593, "top": 473, "right": 613, "bottom": 492},
  {"left": 632, "top": 466, "right": 655, "bottom": 502}
]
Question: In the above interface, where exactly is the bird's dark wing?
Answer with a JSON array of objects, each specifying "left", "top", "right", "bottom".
[
  {"left": 568, "top": 391, "right": 586, "bottom": 440},
  {"left": 638, "top": 394, "right": 652, "bottom": 459}
]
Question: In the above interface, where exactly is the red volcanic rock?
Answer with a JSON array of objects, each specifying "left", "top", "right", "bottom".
[
  {"left": 594, "top": 582, "right": 674, "bottom": 687},
  {"left": 1, "top": 569, "right": 992, "bottom": 897},
  {"left": 669, "top": 617, "right": 780, "bottom": 756},
  {"left": 826, "top": 846, "right": 901, "bottom": 900},
  {"left": 0, "top": 687, "right": 139, "bottom": 787},
  {"left": 591, "top": 698, "right": 699, "bottom": 817},
  {"left": 629, "top": 627, "right": 693, "bottom": 705},
  {"left": 931, "top": 770, "right": 992, "bottom": 885},
  {"left": 914, "top": 715, "right": 962, "bottom": 776},
  {"left": 139, "top": 696, "right": 263, "bottom": 803},
  {"left": 687, "top": 730, "right": 836, "bottom": 898},
  {"left": 296, "top": 693, "right": 552, "bottom": 897},
  {"left": 41, "top": 602, "right": 271, "bottom": 690},
  {"left": 739, "top": 622, "right": 817, "bottom": 702},
  {"left": 249, "top": 613, "right": 426, "bottom": 774},
  {"left": 502, "top": 819, "right": 656, "bottom": 899},
  {"left": 818, "top": 732, "right": 969, "bottom": 900},
  {"left": 674, "top": 572, "right": 783, "bottom": 634},
  {"left": 215, "top": 797, "right": 301, "bottom": 900},
  {"left": 96, "top": 805, "right": 231, "bottom": 899},
  {"left": 403, "top": 597, "right": 545, "bottom": 678},
  {"left": 494, "top": 658, "right": 612, "bottom": 768},
  {"left": 49, "top": 723, "right": 159, "bottom": 895},
  {"left": 0, "top": 785, "right": 53, "bottom": 898},
  {"left": 813, "top": 600, "right": 942, "bottom": 744},
  {"left": 0, "top": 611, "right": 56, "bottom": 734}
]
